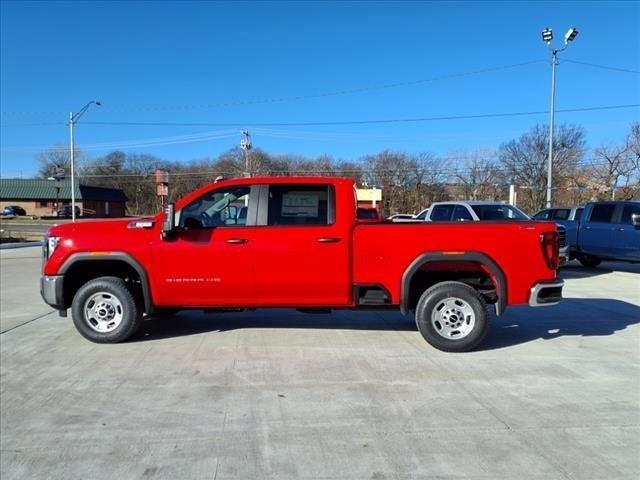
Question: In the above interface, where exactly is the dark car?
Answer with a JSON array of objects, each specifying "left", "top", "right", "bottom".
[
  {"left": 2, "top": 205, "right": 27, "bottom": 216},
  {"left": 533, "top": 206, "right": 584, "bottom": 256},
  {"left": 57, "top": 205, "right": 81, "bottom": 218},
  {"left": 572, "top": 201, "right": 640, "bottom": 267}
]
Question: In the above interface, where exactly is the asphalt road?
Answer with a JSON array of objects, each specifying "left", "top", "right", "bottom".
[{"left": 1, "top": 247, "right": 639, "bottom": 480}]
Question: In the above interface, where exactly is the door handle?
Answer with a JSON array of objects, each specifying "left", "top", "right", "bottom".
[
  {"left": 317, "top": 237, "right": 341, "bottom": 243},
  {"left": 226, "top": 238, "right": 249, "bottom": 244},
  {"left": 584, "top": 226, "right": 591, "bottom": 230},
  {"left": 614, "top": 227, "right": 625, "bottom": 232}
]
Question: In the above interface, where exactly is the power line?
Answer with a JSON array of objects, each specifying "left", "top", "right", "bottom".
[
  {"left": 563, "top": 59, "right": 640, "bottom": 75},
  {"left": 60, "top": 158, "right": 634, "bottom": 180},
  {"left": 73, "top": 104, "right": 640, "bottom": 128},
  {"left": 2, "top": 104, "right": 637, "bottom": 129},
  {"left": 0, "top": 60, "right": 545, "bottom": 118}
]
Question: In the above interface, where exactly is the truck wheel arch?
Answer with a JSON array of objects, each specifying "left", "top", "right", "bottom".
[
  {"left": 400, "top": 252, "right": 507, "bottom": 316},
  {"left": 59, "top": 252, "right": 153, "bottom": 313}
]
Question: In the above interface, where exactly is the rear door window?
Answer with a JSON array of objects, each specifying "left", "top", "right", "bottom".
[
  {"left": 533, "top": 210, "right": 552, "bottom": 220},
  {"left": 620, "top": 204, "right": 640, "bottom": 224},
  {"left": 452, "top": 205, "right": 473, "bottom": 221},
  {"left": 588, "top": 204, "right": 616, "bottom": 223},
  {"left": 430, "top": 205, "right": 454, "bottom": 221},
  {"left": 267, "top": 184, "right": 333, "bottom": 226},
  {"left": 552, "top": 209, "right": 571, "bottom": 220}
]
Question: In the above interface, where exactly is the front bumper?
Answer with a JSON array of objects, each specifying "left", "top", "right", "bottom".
[
  {"left": 559, "top": 245, "right": 569, "bottom": 266},
  {"left": 529, "top": 280, "right": 564, "bottom": 307},
  {"left": 41, "top": 275, "right": 65, "bottom": 310}
]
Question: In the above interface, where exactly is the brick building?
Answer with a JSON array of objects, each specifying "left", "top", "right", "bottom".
[{"left": 0, "top": 178, "right": 127, "bottom": 217}]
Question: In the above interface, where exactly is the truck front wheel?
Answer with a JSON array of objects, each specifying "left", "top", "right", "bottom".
[
  {"left": 415, "top": 281, "right": 489, "bottom": 353},
  {"left": 71, "top": 276, "right": 142, "bottom": 343}
]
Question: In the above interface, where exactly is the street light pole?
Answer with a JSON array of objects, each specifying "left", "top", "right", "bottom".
[
  {"left": 541, "top": 27, "right": 578, "bottom": 208},
  {"left": 68, "top": 100, "right": 101, "bottom": 222},
  {"left": 546, "top": 50, "right": 557, "bottom": 208}
]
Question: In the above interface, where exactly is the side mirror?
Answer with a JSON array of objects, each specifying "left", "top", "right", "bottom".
[
  {"left": 162, "top": 203, "right": 175, "bottom": 238},
  {"left": 631, "top": 213, "right": 640, "bottom": 227}
]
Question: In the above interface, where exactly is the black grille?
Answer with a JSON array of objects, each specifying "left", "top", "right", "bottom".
[{"left": 557, "top": 228, "right": 566, "bottom": 248}]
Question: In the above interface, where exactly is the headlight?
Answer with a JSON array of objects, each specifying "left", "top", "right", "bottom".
[{"left": 47, "top": 236, "right": 60, "bottom": 258}]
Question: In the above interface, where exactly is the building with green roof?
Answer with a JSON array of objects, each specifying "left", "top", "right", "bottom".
[{"left": 0, "top": 178, "right": 127, "bottom": 217}]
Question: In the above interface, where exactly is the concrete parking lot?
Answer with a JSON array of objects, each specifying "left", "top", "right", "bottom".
[{"left": 1, "top": 246, "right": 639, "bottom": 480}]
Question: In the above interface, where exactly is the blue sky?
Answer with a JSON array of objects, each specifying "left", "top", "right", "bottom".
[{"left": 1, "top": 0, "right": 639, "bottom": 177}]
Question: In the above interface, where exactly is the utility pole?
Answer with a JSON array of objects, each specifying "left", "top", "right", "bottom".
[
  {"left": 68, "top": 100, "right": 101, "bottom": 221},
  {"left": 541, "top": 27, "right": 578, "bottom": 208},
  {"left": 69, "top": 112, "right": 75, "bottom": 220},
  {"left": 240, "top": 129, "right": 252, "bottom": 177}
]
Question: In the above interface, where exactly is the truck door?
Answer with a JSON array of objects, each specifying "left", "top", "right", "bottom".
[
  {"left": 611, "top": 203, "right": 640, "bottom": 261},
  {"left": 152, "top": 185, "right": 257, "bottom": 306},
  {"left": 250, "top": 183, "right": 351, "bottom": 306},
  {"left": 580, "top": 203, "right": 616, "bottom": 257}
]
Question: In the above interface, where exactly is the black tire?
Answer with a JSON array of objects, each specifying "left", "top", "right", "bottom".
[
  {"left": 415, "top": 281, "right": 489, "bottom": 353},
  {"left": 578, "top": 254, "right": 601, "bottom": 268},
  {"left": 71, "top": 276, "right": 142, "bottom": 343}
]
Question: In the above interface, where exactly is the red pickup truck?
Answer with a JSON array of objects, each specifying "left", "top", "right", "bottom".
[{"left": 41, "top": 176, "right": 564, "bottom": 352}]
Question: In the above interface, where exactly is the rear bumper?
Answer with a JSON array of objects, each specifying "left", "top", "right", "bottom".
[
  {"left": 529, "top": 280, "right": 564, "bottom": 307},
  {"left": 41, "top": 275, "right": 65, "bottom": 310}
]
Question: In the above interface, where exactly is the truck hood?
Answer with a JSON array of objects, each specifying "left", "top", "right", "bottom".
[{"left": 46, "top": 217, "right": 157, "bottom": 238}]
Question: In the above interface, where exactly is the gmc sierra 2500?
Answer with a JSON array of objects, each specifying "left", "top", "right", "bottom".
[{"left": 41, "top": 177, "right": 564, "bottom": 352}]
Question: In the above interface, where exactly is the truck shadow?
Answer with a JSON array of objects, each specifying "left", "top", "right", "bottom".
[
  {"left": 480, "top": 297, "right": 640, "bottom": 351},
  {"left": 135, "top": 298, "right": 639, "bottom": 350},
  {"left": 136, "top": 308, "right": 416, "bottom": 342},
  {"left": 559, "top": 260, "right": 640, "bottom": 279}
]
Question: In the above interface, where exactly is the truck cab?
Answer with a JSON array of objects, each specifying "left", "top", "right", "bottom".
[{"left": 571, "top": 201, "right": 640, "bottom": 267}]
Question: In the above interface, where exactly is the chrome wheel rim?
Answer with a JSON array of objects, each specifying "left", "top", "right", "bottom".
[
  {"left": 83, "top": 292, "right": 124, "bottom": 333},
  {"left": 431, "top": 297, "right": 476, "bottom": 340}
]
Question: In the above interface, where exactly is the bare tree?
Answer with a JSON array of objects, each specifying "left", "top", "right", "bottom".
[
  {"left": 588, "top": 143, "right": 637, "bottom": 200},
  {"left": 36, "top": 145, "right": 84, "bottom": 179},
  {"left": 499, "top": 124, "right": 585, "bottom": 213},
  {"left": 451, "top": 149, "right": 502, "bottom": 200}
]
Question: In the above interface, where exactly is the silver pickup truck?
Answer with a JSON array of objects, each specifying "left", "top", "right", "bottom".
[{"left": 423, "top": 201, "right": 569, "bottom": 265}]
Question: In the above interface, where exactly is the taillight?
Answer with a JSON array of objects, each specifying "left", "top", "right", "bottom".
[{"left": 540, "top": 231, "right": 559, "bottom": 270}]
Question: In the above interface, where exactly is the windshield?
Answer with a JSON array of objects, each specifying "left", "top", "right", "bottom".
[{"left": 470, "top": 204, "right": 529, "bottom": 220}]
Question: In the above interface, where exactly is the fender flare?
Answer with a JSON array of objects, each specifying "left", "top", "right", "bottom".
[
  {"left": 59, "top": 252, "right": 153, "bottom": 313},
  {"left": 400, "top": 251, "right": 507, "bottom": 315}
]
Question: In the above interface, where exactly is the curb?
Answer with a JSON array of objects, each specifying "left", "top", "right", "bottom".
[{"left": 0, "top": 241, "right": 43, "bottom": 250}]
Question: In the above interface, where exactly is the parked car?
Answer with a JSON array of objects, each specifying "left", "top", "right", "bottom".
[
  {"left": 2, "top": 205, "right": 26, "bottom": 216},
  {"left": 388, "top": 209, "right": 430, "bottom": 222},
  {"left": 57, "top": 205, "right": 81, "bottom": 218},
  {"left": 414, "top": 208, "right": 430, "bottom": 220},
  {"left": 388, "top": 213, "right": 418, "bottom": 222},
  {"left": 564, "top": 200, "right": 640, "bottom": 267},
  {"left": 423, "top": 201, "right": 569, "bottom": 265},
  {"left": 41, "top": 176, "right": 564, "bottom": 352},
  {"left": 533, "top": 206, "right": 584, "bottom": 257}
]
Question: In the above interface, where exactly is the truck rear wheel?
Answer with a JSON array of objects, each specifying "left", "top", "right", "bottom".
[
  {"left": 415, "top": 281, "right": 489, "bottom": 353},
  {"left": 71, "top": 276, "right": 142, "bottom": 343},
  {"left": 578, "top": 254, "right": 601, "bottom": 268}
]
